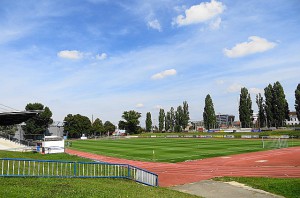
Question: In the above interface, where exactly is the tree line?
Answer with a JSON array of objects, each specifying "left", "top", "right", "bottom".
[
  {"left": 16, "top": 103, "right": 115, "bottom": 139},
  {"left": 145, "top": 101, "right": 190, "bottom": 132},
  {"left": 64, "top": 114, "right": 115, "bottom": 138},
  {"left": 2, "top": 82, "right": 299, "bottom": 139},
  {"left": 203, "top": 82, "right": 300, "bottom": 129}
]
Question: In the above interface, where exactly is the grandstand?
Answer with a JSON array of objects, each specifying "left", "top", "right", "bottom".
[{"left": 0, "top": 137, "right": 30, "bottom": 151}]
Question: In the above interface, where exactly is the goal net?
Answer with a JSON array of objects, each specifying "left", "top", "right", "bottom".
[{"left": 261, "top": 136, "right": 289, "bottom": 149}]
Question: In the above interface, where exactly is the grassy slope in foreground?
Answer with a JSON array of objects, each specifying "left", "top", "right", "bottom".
[
  {"left": 214, "top": 177, "right": 300, "bottom": 198},
  {"left": 0, "top": 178, "right": 199, "bottom": 198},
  {"left": 0, "top": 151, "right": 198, "bottom": 198},
  {"left": 70, "top": 138, "right": 300, "bottom": 163}
]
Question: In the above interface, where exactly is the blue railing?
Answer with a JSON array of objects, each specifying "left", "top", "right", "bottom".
[{"left": 0, "top": 158, "right": 158, "bottom": 187}]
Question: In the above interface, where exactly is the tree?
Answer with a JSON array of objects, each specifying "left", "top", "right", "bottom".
[
  {"left": 145, "top": 112, "right": 152, "bottom": 132},
  {"left": 22, "top": 103, "right": 53, "bottom": 140},
  {"left": 91, "top": 118, "right": 104, "bottom": 136},
  {"left": 264, "top": 82, "right": 289, "bottom": 127},
  {"left": 239, "top": 87, "right": 252, "bottom": 128},
  {"left": 203, "top": 94, "right": 216, "bottom": 130},
  {"left": 104, "top": 121, "right": 116, "bottom": 133},
  {"left": 121, "top": 110, "right": 141, "bottom": 134},
  {"left": 295, "top": 83, "right": 300, "bottom": 121},
  {"left": 272, "top": 81, "right": 289, "bottom": 127},
  {"left": 256, "top": 93, "right": 266, "bottom": 128},
  {"left": 158, "top": 109, "right": 165, "bottom": 132},
  {"left": 0, "top": 125, "right": 17, "bottom": 137},
  {"left": 182, "top": 101, "right": 190, "bottom": 130},
  {"left": 165, "top": 112, "right": 171, "bottom": 132},
  {"left": 264, "top": 84, "right": 274, "bottom": 127},
  {"left": 169, "top": 107, "right": 175, "bottom": 132},
  {"left": 174, "top": 106, "right": 183, "bottom": 132},
  {"left": 118, "top": 120, "right": 127, "bottom": 130},
  {"left": 63, "top": 114, "right": 91, "bottom": 138}
]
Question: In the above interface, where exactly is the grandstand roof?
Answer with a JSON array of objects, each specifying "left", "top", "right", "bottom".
[{"left": 0, "top": 110, "right": 42, "bottom": 126}]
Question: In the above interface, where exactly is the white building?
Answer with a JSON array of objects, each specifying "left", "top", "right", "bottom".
[
  {"left": 286, "top": 112, "right": 299, "bottom": 126},
  {"left": 252, "top": 113, "right": 259, "bottom": 124},
  {"left": 42, "top": 136, "right": 64, "bottom": 154}
]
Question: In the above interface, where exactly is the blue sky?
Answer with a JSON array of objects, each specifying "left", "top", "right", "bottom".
[{"left": 1, "top": 0, "right": 299, "bottom": 126}]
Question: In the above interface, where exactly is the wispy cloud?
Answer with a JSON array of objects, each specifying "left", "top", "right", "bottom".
[
  {"left": 227, "top": 83, "right": 264, "bottom": 95},
  {"left": 249, "top": 88, "right": 263, "bottom": 94},
  {"left": 209, "top": 17, "right": 221, "bottom": 30},
  {"left": 136, "top": 103, "right": 144, "bottom": 108},
  {"left": 96, "top": 53, "right": 107, "bottom": 60},
  {"left": 154, "top": 105, "right": 163, "bottom": 110},
  {"left": 215, "top": 79, "right": 225, "bottom": 85},
  {"left": 151, "top": 69, "right": 177, "bottom": 80},
  {"left": 227, "top": 83, "right": 243, "bottom": 93},
  {"left": 224, "top": 36, "right": 277, "bottom": 58},
  {"left": 147, "top": 19, "right": 162, "bottom": 32},
  {"left": 174, "top": 0, "right": 225, "bottom": 26},
  {"left": 57, "top": 50, "right": 83, "bottom": 60}
]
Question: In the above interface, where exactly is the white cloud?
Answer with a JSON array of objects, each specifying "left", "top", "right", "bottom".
[
  {"left": 151, "top": 69, "right": 177, "bottom": 80},
  {"left": 224, "top": 36, "right": 277, "bottom": 58},
  {"left": 57, "top": 50, "right": 83, "bottom": 60},
  {"left": 96, "top": 53, "right": 107, "bottom": 60},
  {"left": 136, "top": 103, "right": 144, "bottom": 108},
  {"left": 215, "top": 79, "right": 225, "bottom": 85},
  {"left": 175, "top": 0, "right": 225, "bottom": 26},
  {"left": 209, "top": 17, "right": 221, "bottom": 30},
  {"left": 249, "top": 87, "right": 263, "bottom": 94},
  {"left": 227, "top": 83, "right": 243, "bottom": 93},
  {"left": 154, "top": 105, "right": 163, "bottom": 110},
  {"left": 147, "top": 19, "right": 162, "bottom": 32},
  {"left": 227, "top": 84, "right": 263, "bottom": 95}
]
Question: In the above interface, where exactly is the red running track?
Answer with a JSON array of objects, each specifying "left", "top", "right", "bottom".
[{"left": 66, "top": 146, "right": 300, "bottom": 187}]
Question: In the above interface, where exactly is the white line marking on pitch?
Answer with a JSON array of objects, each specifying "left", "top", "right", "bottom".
[{"left": 255, "top": 160, "right": 268, "bottom": 163}]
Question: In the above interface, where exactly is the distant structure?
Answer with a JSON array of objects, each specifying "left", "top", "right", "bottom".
[
  {"left": 0, "top": 110, "right": 42, "bottom": 126},
  {"left": 14, "top": 121, "right": 64, "bottom": 141},
  {"left": 286, "top": 112, "right": 299, "bottom": 126},
  {"left": 252, "top": 113, "right": 259, "bottom": 124},
  {"left": 216, "top": 114, "right": 235, "bottom": 128},
  {"left": 113, "top": 129, "right": 126, "bottom": 136},
  {"left": 46, "top": 121, "right": 64, "bottom": 137},
  {"left": 190, "top": 121, "right": 204, "bottom": 132}
]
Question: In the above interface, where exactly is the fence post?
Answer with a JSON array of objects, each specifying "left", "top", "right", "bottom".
[
  {"left": 127, "top": 165, "right": 130, "bottom": 179},
  {"left": 74, "top": 162, "right": 77, "bottom": 177}
]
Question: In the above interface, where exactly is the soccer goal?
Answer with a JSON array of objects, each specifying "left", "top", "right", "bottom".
[{"left": 261, "top": 136, "right": 289, "bottom": 149}]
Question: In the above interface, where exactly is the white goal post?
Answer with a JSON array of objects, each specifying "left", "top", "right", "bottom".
[{"left": 261, "top": 136, "right": 289, "bottom": 149}]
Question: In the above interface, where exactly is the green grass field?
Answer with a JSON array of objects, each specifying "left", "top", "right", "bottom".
[
  {"left": 69, "top": 138, "right": 300, "bottom": 163},
  {"left": 138, "top": 130, "right": 300, "bottom": 138}
]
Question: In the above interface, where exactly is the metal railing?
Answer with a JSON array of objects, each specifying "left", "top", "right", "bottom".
[{"left": 0, "top": 158, "right": 158, "bottom": 187}]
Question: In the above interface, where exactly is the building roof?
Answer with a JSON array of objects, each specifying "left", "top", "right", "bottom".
[
  {"left": 50, "top": 121, "right": 64, "bottom": 127},
  {"left": 289, "top": 111, "right": 297, "bottom": 116},
  {"left": 0, "top": 110, "right": 42, "bottom": 126}
]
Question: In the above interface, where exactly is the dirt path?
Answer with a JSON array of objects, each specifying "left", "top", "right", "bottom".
[{"left": 66, "top": 146, "right": 300, "bottom": 187}]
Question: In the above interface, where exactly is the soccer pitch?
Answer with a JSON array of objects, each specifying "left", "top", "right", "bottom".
[{"left": 70, "top": 138, "right": 300, "bottom": 163}]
